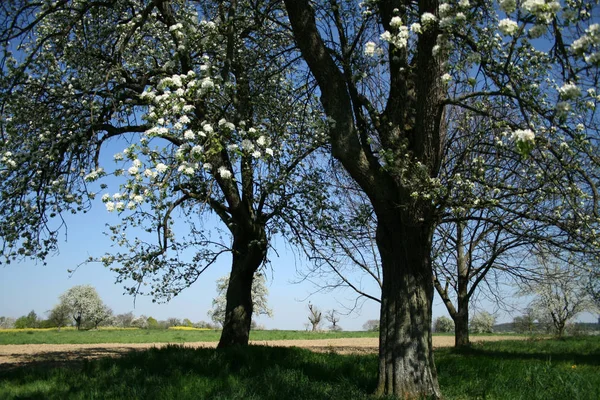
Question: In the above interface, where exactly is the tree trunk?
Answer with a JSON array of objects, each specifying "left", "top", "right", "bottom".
[
  {"left": 454, "top": 307, "right": 470, "bottom": 348},
  {"left": 217, "top": 224, "right": 267, "bottom": 348},
  {"left": 455, "top": 228, "right": 470, "bottom": 347},
  {"left": 375, "top": 217, "right": 441, "bottom": 399}
]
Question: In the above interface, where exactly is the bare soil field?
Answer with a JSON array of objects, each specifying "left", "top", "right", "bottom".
[{"left": 0, "top": 336, "right": 528, "bottom": 370}]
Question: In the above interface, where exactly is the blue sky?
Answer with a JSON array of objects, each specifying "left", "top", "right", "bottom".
[
  {"left": 0, "top": 197, "right": 387, "bottom": 330},
  {"left": 1, "top": 193, "right": 596, "bottom": 330}
]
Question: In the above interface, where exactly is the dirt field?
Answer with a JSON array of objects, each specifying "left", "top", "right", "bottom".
[{"left": 0, "top": 336, "right": 527, "bottom": 370}]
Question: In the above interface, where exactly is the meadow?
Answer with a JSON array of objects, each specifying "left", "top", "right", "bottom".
[
  {"left": 0, "top": 335, "right": 598, "bottom": 399},
  {"left": 0, "top": 328, "right": 379, "bottom": 345}
]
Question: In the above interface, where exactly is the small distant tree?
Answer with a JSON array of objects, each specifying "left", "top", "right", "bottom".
[
  {"left": 194, "top": 320, "right": 217, "bottom": 330},
  {"left": 0, "top": 317, "right": 15, "bottom": 329},
  {"left": 434, "top": 316, "right": 454, "bottom": 333},
  {"left": 307, "top": 303, "right": 322, "bottom": 332},
  {"left": 47, "top": 303, "right": 71, "bottom": 330},
  {"left": 131, "top": 315, "right": 148, "bottom": 329},
  {"left": 88, "top": 304, "right": 113, "bottom": 329},
  {"left": 165, "top": 318, "right": 181, "bottom": 328},
  {"left": 114, "top": 312, "right": 135, "bottom": 328},
  {"left": 182, "top": 318, "right": 193, "bottom": 328},
  {"left": 521, "top": 254, "right": 593, "bottom": 338},
  {"left": 363, "top": 320, "right": 380, "bottom": 332},
  {"left": 513, "top": 308, "right": 538, "bottom": 334},
  {"left": 58, "top": 285, "right": 110, "bottom": 330},
  {"left": 470, "top": 312, "right": 496, "bottom": 334},
  {"left": 146, "top": 316, "right": 160, "bottom": 330},
  {"left": 14, "top": 310, "right": 38, "bottom": 329},
  {"left": 209, "top": 273, "right": 273, "bottom": 327},
  {"left": 325, "top": 309, "right": 342, "bottom": 332}
]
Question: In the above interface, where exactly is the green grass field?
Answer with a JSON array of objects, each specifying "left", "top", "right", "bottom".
[
  {"left": 0, "top": 336, "right": 598, "bottom": 399},
  {"left": 0, "top": 328, "right": 379, "bottom": 345}
]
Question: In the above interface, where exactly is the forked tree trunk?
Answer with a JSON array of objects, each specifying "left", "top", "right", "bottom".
[
  {"left": 217, "top": 225, "right": 267, "bottom": 348},
  {"left": 375, "top": 217, "right": 441, "bottom": 399}
]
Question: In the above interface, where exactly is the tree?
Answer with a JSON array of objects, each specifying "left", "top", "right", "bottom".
[
  {"left": 513, "top": 308, "right": 539, "bottom": 334},
  {"left": 88, "top": 304, "right": 113, "bottom": 329},
  {"left": 0, "top": 316, "right": 15, "bottom": 329},
  {"left": 325, "top": 309, "right": 342, "bottom": 331},
  {"left": 14, "top": 310, "right": 38, "bottom": 329},
  {"left": 4, "top": 1, "right": 600, "bottom": 398},
  {"left": 307, "top": 303, "right": 322, "bottom": 332},
  {"left": 283, "top": 1, "right": 600, "bottom": 397},
  {"left": 165, "top": 318, "right": 181, "bottom": 328},
  {"left": 131, "top": 315, "right": 149, "bottom": 329},
  {"left": 58, "top": 285, "right": 109, "bottom": 330},
  {"left": 209, "top": 273, "right": 272, "bottom": 327},
  {"left": 470, "top": 312, "right": 496, "bottom": 334},
  {"left": 434, "top": 316, "right": 454, "bottom": 333},
  {"left": 113, "top": 312, "right": 135, "bottom": 328},
  {"left": 0, "top": 0, "right": 326, "bottom": 349},
  {"left": 363, "top": 319, "right": 380, "bottom": 332},
  {"left": 47, "top": 303, "right": 71, "bottom": 330},
  {"left": 182, "top": 318, "right": 193, "bottom": 328},
  {"left": 146, "top": 316, "right": 160, "bottom": 330},
  {"left": 521, "top": 253, "right": 594, "bottom": 337}
]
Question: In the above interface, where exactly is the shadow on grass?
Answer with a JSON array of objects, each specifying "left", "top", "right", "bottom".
[
  {"left": 0, "top": 345, "right": 380, "bottom": 400},
  {"left": 435, "top": 337, "right": 600, "bottom": 400},
  {"left": 449, "top": 336, "right": 600, "bottom": 366}
]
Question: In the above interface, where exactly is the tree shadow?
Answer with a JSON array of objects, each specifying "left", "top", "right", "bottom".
[{"left": 0, "top": 345, "right": 380, "bottom": 399}]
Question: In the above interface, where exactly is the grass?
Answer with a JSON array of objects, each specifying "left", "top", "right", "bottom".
[
  {"left": 0, "top": 328, "right": 379, "bottom": 345},
  {"left": 0, "top": 336, "right": 598, "bottom": 399}
]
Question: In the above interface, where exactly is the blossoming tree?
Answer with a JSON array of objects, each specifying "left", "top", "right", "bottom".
[
  {"left": 0, "top": 0, "right": 326, "bottom": 347},
  {"left": 284, "top": 0, "right": 600, "bottom": 397}
]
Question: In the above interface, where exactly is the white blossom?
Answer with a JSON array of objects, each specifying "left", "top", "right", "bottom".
[
  {"left": 364, "top": 41, "right": 378, "bottom": 56},
  {"left": 241, "top": 139, "right": 254, "bottom": 151},
  {"left": 558, "top": 82, "right": 581, "bottom": 100},
  {"left": 156, "top": 163, "right": 168, "bottom": 173},
  {"left": 510, "top": 129, "right": 535, "bottom": 142},
  {"left": 498, "top": 19, "right": 519, "bottom": 36},
  {"left": 218, "top": 166, "right": 232, "bottom": 179},
  {"left": 184, "top": 130, "right": 196, "bottom": 140}
]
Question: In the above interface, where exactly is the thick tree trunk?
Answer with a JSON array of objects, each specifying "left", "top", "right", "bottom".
[
  {"left": 374, "top": 217, "right": 441, "bottom": 399},
  {"left": 217, "top": 225, "right": 267, "bottom": 348}
]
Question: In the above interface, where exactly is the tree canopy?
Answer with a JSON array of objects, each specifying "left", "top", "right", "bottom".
[{"left": 2, "top": 0, "right": 600, "bottom": 397}]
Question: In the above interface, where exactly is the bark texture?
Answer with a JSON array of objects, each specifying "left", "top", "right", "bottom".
[
  {"left": 284, "top": 0, "right": 445, "bottom": 397},
  {"left": 375, "top": 216, "right": 440, "bottom": 398},
  {"left": 217, "top": 224, "right": 267, "bottom": 348}
]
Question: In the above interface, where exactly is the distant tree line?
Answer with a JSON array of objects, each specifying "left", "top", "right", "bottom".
[{"left": 0, "top": 285, "right": 221, "bottom": 330}]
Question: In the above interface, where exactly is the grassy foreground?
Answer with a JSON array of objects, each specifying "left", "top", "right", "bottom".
[
  {"left": 0, "top": 329, "right": 379, "bottom": 345},
  {"left": 0, "top": 337, "right": 598, "bottom": 399}
]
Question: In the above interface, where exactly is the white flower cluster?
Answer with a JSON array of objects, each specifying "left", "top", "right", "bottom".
[
  {"left": 438, "top": 2, "right": 467, "bottom": 29},
  {"left": 558, "top": 82, "right": 581, "bottom": 100},
  {"left": 498, "top": 19, "right": 519, "bottom": 36},
  {"left": 364, "top": 41, "right": 380, "bottom": 57},
  {"left": 421, "top": 13, "right": 437, "bottom": 31},
  {"left": 84, "top": 167, "right": 104, "bottom": 182},
  {"left": 571, "top": 24, "right": 600, "bottom": 64},
  {"left": 510, "top": 129, "right": 535, "bottom": 143},
  {"left": 1, "top": 151, "right": 16, "bottom": 168},
  {"left": 102, "top": 191, "right": 146, "bottom": 212},
  {"left": 217, "top": 166, "right": 232, "bottom": 179},
  {"left": 380, "top": 16, "right": 409, "bottom": 50},
  {"left": 521, "top": 0, "right": 561, "bottom": 24}
]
